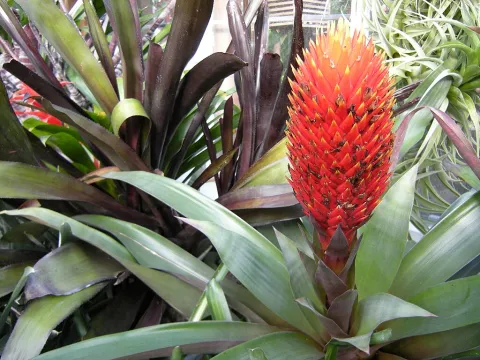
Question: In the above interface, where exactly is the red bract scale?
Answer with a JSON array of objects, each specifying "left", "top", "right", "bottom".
[
  {"left": 10, "top": 82, "right": 69, "bottom": 126},
  {"left": 286, "top": 19, "right": 395, "bottom": 250}
]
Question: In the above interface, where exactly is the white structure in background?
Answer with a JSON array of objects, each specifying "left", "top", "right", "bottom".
[{"left": 269, "top": 0, "right": 331, "bottom": 28}]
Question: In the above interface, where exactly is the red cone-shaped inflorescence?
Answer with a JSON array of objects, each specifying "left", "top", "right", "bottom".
[{"left": 286, "top": 20, "right": 395, "bottom": 250}]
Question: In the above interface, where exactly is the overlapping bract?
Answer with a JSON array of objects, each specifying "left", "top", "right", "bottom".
[{"left": 287, "top": 20, "right": 395, "bottom": 249}]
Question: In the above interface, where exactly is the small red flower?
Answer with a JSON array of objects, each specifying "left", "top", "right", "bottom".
[{"left": 286, "top": 20, "right": 395, "bottom": 250}]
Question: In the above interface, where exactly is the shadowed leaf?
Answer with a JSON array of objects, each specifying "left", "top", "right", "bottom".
[
  {"left": 150, "top": 0, "right": 214, "bottom": 167},
  {"left": 327, "top": 290, "right": 358, "bottom": 334},
  {"left": 0, "top": 78, "right": 38, "bottom": 165},
  {"left": 2, "top": 283, "right": 106, "bottom": 360},
  {"left": 25, "top": 242, "right": 123, "bottom": 301},
  {"left": 172, "top": 53, "right": 247, "bottom": 126},
  {"left": 255, "top": 53, "right": 283, "bottom": 158}
]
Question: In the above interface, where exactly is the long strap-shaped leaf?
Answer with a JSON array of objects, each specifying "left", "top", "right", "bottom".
[
  {"left": 3, "top": 283, "right": 106, "bottom": 360},
  {"left": 355, "top": 165, "right": 419, "bottom": 300},
  {"left": 210, "top": 332, "right": 324, "bottom": 360},
  {"left": 33, "top": 322, "right": 280, "bottom": 360},
  {"left": 76, "top": 214, "right": 278, "bottom": 324},
  {"left": 390, "top": 191, "right": 480, "bottom": 298},
  {"left": 16, "top": 0, "right": 119, "bottom": 114},
  {"left": 0, "top": 162, "right": 156, "bottom": 228},
  {"left": 2, "top": 208, "right": 202, "bottom": 317},
  {"left": 384, "top": 275, "right": 480, "bottom": 341}
]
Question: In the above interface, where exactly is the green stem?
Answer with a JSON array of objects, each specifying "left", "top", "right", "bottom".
[{"left": 189, "top": 263, "right": 228, "bottom": 322}]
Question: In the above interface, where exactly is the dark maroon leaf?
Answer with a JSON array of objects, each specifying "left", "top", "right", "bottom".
[
  {"left": 84, "top": 279, "right": 147, "bottom": 338},
  {"left": 150, "top": 0, "right": 214, "bottom": 168},
  {"left": 339, "top": 238, "right": 361, "bottom": 283},
  {"left": 227, "top": 0, "right": 256, "bottom": 177},
  {"left": 324, "top": 226, "right": 350, "bottom": 265},
  {"left": 171, "top": 52, "right": 246, "bottom": 128},
  {"left": 168, "top": 83, "right": 222, "bottom": 178},
  {"left": 235, "top": 204, "right": 304, "bottom": 227},
  {"left": 255, "top": 53, "right": 283, "bottom": 159},
  {"left": 429, "top": 107, "right": 480, "bottom": 179},
  {"left": 253, "top": 0, "right": 269, "bottom": 78},
  {"left": 0, "top": 245, "right": 46, "bottom": 267},
  {"left": 200, "top": 116, "right": 221, "bottom": 191},
  {"left": 220, "top": 97, "right": 235, "bottom": 193},
  {"left": 218, "top": 184, "right": 297, "bottom": 210},
  {"left": 315, "top": 259, "right": 348, "bottom": 304},
  {"left": 327, "top": 289, "right": 358, "bottom": 333},
  {"left": 144, "top": 43, "right": 163, "bottom": 116},
  {"left": 262, "top": 0, "right": 304, "bottom": 153},
  {"left": 390, "top": 106, "right": 480, "bottom": 180},
  {"left": 393, "top": 82, "right": 420, "bottom": 102},
  {"left": 296, "top": 297, "right": 347, "bottom": 338},
  {"left": 135, "top": 296, "right": 166, "bottom": 328},
  {"left": 0, "top": 77, "right": 38, "bottom": 165},
  {"left": 3, "top": 59, "right": 83, "bottom": 115}
]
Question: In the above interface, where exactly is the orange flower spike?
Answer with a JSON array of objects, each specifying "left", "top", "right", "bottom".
[{"left": 286, "top": 20, "right": 395, "bottom": 250}]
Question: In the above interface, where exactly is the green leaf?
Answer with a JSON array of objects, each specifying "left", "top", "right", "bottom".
[
  {"left": 275, "top": 230, "right": 325, "bottom": 314},
  {"left": 181, "top": 218, "right": 316, "bottom": 339},
  {"left": 24, "top": 242, "right": 123, "bottom": 301},
  {"left": 233, "top": 137, "right": 288, "bottom": 189},
  {"left": 110, "top": 98, "right": 151, "bottom": 157},
  {"left": 207, "top": 279, "right": 232, "bottom": 321},
  {"left": 390, "top": 191, "right": 480, "bottom": 298},
  {"left": 386, "top": 323, "right": 480, "bottom": 360},
  {"left": 355, "top": 165, "right": 419, "bottom": 300},
  {"left": 0, "top": 266, "right": 33, "bottom": 334},
  {"left": 2, "top": 208, "right": 202, "bottom": 317},
  {"left": 335, "top": 293, "right": 434, "bottom": 353},
  {"left": 23, "top": 118, "right": 83, "bottom": 143},
  {"left": 249, "top": 348, "right": 269, "bottom": 360},
  {"left": 384, "top": 275, "right": 480, "bottom": 341},
  {"left": 0, "top": 161, "right": 155, "bottom": 228},
  {"left": 396, "top": 66, "right": 452, "bottom": 158},
  {"left": 0, "top": 262, "right": 35, "bottom": 298},
  {"left": 40, "top": 132, "right": 96, "bottom": 172},
  {"left": 76, "top": 214, "right": 270, "bottom": 323},
  {"left": 82, "top": 0, "right": 118, "bottom": 95},
  {"left": 15, "top": 0, "right": 118, "bottom": 113},
  {"left": 210, "top": 332, "right": 323, "bottom": 360},
  {"left": 34, "top": 322, "right": 281, "bottom": 360},
  {"left": 43, "top": 103, "right": 150, "bottom": 172},
  {"left": 103, "top": 171, "right": 284, "bottom": 257},
  {"left": 2, "top": 283, "right": 105, "bottom": 360},
  {"left": 104, "top": 0, "right": 143, "bottom": 100}
]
